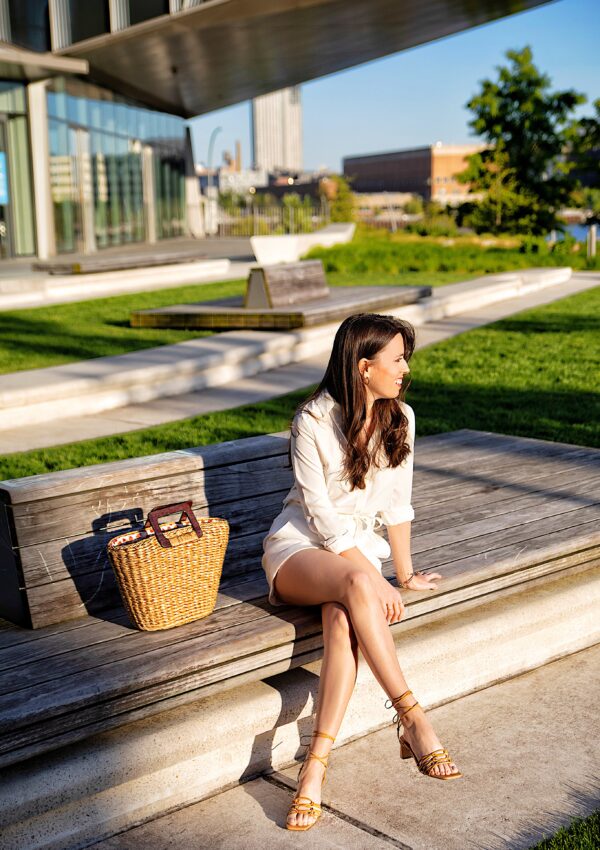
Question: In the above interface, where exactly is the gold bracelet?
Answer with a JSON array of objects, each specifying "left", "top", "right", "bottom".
[{"left": 399, "top": 572, "right": 414, "bottom": 588}]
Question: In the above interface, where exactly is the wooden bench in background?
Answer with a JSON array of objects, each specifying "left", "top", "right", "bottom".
[
  {"left": 0, "top": 429, "right": 598, "bottom": 770},
  {"left": 130, "top": 259, "right": 432, "bottom": 330},
  {"left": 32, "top": 248, "right": 210, "bottom": 275}
]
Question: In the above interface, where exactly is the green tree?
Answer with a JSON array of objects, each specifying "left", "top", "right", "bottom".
[
  {"left": 458, "top": 46, "right": 586, "bottom": 234},
  {"left": 327, "top": 175, "right": 355, "bottom": 223},
  {"left": 569, "top": 97, "right": 600, "bottom": 199},
  {"left": 403, "top": 195, "right": 423, "bottom": 215}
]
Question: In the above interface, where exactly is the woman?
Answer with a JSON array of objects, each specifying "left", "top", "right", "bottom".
[{"left": 261, "top": 313, "right": 462, "bottom": 832}]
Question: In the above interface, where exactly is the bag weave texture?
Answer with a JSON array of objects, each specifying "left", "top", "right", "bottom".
[{"left": 108, "top": 512, "right": 229, "bottom": 631}]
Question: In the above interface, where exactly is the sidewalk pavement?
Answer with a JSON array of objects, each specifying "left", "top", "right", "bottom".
[
  {"left": 1, "top": 271, "right": 597, "bottom": 455},
  {"left": 88, "top": 640, "right": 600, "bottom": 850}
]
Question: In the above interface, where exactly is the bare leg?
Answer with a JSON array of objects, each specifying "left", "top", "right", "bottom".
[
  {"left": 287, "top": 602, "right": 358, "bottom": 828},
  {"left": 274, "top": 549, "right": 458, "bottom": 780}
]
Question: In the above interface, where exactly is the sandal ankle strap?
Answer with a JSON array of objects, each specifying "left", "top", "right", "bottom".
[
  {"left": 306, "top": 750, "right": 329, "bottom": 769},
  {"left": 384, "top": 690, "right": 421, "bottom": 740},
  {"left": 311, "top": 730, "right": 336, "bottom": 742}
]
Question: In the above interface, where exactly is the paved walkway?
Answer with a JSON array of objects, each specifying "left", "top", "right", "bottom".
[
  {"left": 89, "top": 641, "right": 600, "bottom": 850},
  {"left": 1, "top": 271, "right": 597, "bottom": 455}
]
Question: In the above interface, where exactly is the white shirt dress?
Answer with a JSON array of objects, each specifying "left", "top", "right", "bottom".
[{"left": 261, "top": 389, "right": 415, "bottom": 606}]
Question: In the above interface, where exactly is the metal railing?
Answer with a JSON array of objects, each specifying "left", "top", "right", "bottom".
[{"left": 214, "top": 203, "right": 330, "bottom": 237}]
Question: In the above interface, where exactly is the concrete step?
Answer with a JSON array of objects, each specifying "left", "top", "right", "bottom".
[
  {"left": 0, "top": 258, "right": 244, "bottom": 310},
  {"left": 0, "top": 562, "right": 597, "bottom": 850},
  {"left": 0, "top": 267, "right": 572, "bottom": 432},
  {"left": 88, "top": 641, "right": 600, "bottom": 850}
]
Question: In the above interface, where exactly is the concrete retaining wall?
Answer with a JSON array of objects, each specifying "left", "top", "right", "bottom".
[
  {"left": 0, "top": 267, "right": 572, "bottom": 432},
  {"left": 0, "top": 259, "right": 233, "bottom": 310},
  {"left": 1, "top": 565, "right": 597, "bottom": 850},
  {"left": 250, "top": 223, "right": 356, "bottom": 265}
]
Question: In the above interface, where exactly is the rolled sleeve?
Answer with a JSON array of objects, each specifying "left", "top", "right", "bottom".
[
  {"left": 380, "top": 403, "right": 415, "bottom": 527},
  {"left": 290, "top": 413, "right": 356, "bottom": 553}
]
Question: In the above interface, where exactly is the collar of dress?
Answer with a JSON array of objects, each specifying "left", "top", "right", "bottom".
[
  {"left": 303, "top": 390, "right": 376, "bottom": 451},
  {"left": 302, "top": 389, "right": 338, "bottom": 420}
]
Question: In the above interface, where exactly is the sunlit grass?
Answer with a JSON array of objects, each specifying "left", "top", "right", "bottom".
[
  {"left": 529, "top": 809, "right": 600, "bottom": 849},
  {"left": 1, "top": 285, "right": 597, "bottom": 479},
  {"left": 0, "top": 270, "right": 471, "bottom": 376}
]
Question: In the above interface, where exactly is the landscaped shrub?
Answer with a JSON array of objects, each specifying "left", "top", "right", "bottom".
[{"left": 304, "top": 232, "right": 600, "bottom": 274}]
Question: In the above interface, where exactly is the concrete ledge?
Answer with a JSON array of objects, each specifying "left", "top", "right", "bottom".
[
  {"left": 251, "top": 223, "right": 356, "bottom": 265},
  {"left": 0, "top": 267, "right": 571, "bottom": 431},
  {"left": 0, "top": 566, "right": 598, "bottom": 850},
  {"left": 0, "top": 259, "right": 233, "bottom": 310}
]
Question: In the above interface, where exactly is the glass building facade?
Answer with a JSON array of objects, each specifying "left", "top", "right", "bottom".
[
  {"left": 0, "top": 2, "right": 199, "bottom": 260},
  {"left": 46, "top": 78, "right": 187, "bottom": 255},
  {"left": 0, "top": 82, "right": 36, "bottom": 258}
]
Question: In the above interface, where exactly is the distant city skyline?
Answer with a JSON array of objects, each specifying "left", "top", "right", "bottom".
[{"left": 190, "top": 0, "right": 599, "bottom": 174}]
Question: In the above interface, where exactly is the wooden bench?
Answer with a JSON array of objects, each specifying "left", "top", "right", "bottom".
[
  {"left": 32, "top": 248, "right": 209, "bottom": 275},
  {"left": 130, "top": 259, "right": 432, "bottom": 330},
  {"left": 0, "top": 429, "right": 598, "bottom": 769},
  {"left": 245, "top": 260, "right": 330, "bottom": 307}
]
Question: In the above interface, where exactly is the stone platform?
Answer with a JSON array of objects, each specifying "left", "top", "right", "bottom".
[{"left": 130, "top": 284, "right": 432, "bottom": 330}]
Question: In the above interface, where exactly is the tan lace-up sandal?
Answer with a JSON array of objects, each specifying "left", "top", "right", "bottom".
[
  {"left": 385, "top": 689, "right": 462, "bottom": 781},
  {"left": 286, "top": 730, "right": 335, "bottom": 831}
]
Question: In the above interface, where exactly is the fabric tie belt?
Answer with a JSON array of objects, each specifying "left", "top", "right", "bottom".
[{"left": 339, "top": 512, "right": 384, "bottom": 533}]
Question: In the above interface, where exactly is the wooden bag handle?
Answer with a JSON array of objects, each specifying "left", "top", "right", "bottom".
[{"left": 147, "top": 501, "right": 203, "bottom": 549}]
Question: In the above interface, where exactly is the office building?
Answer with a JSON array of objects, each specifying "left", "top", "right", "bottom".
[
  {"left": 0, "top": 1, "right": 547, "bottom": 260},
  {"left": 344, "top": 143, "right": 487, "bottom": 203},
  {"left": 251, "top": 88, "right": 303, "bottom": 172}
]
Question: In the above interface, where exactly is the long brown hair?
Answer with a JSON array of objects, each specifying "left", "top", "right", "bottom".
[{"left": 292, "top": 313, "right": 416, "bottom": 490}]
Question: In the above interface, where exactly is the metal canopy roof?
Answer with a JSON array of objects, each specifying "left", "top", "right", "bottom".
[
  {"left": 0, "top": 43, "right": 88, "bottom": 81},
  {"left": 59, "top": 0, "right": 550, "bottom": 118}
]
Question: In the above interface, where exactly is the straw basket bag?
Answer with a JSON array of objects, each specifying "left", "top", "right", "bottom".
[{"left": 107, "top": 501, "right": 229, "bottom": 631}]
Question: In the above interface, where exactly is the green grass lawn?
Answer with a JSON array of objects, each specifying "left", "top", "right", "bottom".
[
  {"left": 3, "top": 226, "right": 594, "bottom": 377},
  {"left": 1, "top": 284, "right": 597, "bottom": 479},
  {"left": 529, "top": 809, "right": 600, "bottom": 849},
  {"left": 0, "top": 270, "right": 469, "bottom": 376}
]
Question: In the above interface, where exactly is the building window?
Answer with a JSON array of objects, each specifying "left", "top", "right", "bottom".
[
  {"left": 46, "top": 77, "right": 187, "bottom": 253},
  {"left": 128, "top": 0, "right": 170, "bottom": 26},
  {"left": 8, "top": 0, "right": 50, "bottom": 52},
  {"left": 69, "top": 0, "right": 110, "bottom": 43}
]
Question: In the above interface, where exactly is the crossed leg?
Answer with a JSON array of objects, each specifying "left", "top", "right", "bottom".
[
  {"left": 274, "top": 547, "right": 459, "bottom": 829},
  {"left": 288, "top": 600, "right": 358, "bottom": 829}
]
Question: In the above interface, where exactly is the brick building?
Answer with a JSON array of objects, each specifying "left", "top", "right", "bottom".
[{"left": 344, "top": 143, "right": 487, "bottom": 203}]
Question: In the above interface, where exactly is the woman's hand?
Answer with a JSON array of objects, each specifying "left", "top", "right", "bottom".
[
  {"left": 377, "top": 578, "right": 406, "bottom": 624},
  {"left": 400, "top": 571, "right": 442, "bottom": 591}
]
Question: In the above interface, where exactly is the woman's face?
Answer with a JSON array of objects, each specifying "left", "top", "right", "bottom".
[{"left": 359, "top": 333, "right": 410, "bottom": 405}]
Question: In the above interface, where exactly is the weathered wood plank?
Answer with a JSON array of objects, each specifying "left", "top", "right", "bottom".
[
  {"left": 0, "top": 433, "right": 291, "bottom": 502},
  {"left": 4, "top": 428, "right": 598, "bottom": 628},
  {"left": 0, "top": 637, "right": 326, "bottom": 770},
  {"left": 412, "top": 484, "right": 599, "bottom": 555},
  {"left": 131, "top": 285, "right": 432, "bottom": 331},
  {"left": 7, "top": 431, "right": 597, "bottom": 547},
  {"left": 20, "top": 462, "right": 599, "bottom": 628},
  {"left": 0, "top": 636, "right": 323, "bottom": 768},
  {"left": 0, "top": 597, "right": 278, "bottom": 694},
  {"left": 414, "top": 507, "right": 600, "bottom": 570},
  {"left": 7, "top": 457, "right": 295, "bottom": 544},
  {"left": 412, "top": 472, "right": 600, "bottom": 538},
  {"left": 0, "top": 571, "right": 265, "bottom": 672},
  {"left": 247, "top": 261, "right": 329, "bottom": 308},
  {"left": 32, "top": 248, "right": 209, "bottom": 275},
  {"left": 0, "top": 604, "right": 319, "bottom": 738},
  {"left": 20, "top": 490, "right": 288, "bottom": 586}
]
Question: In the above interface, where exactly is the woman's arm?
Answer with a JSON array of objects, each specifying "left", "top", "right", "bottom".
[{"left": 387, "top": 521, "right": 414, "bottom": 585}]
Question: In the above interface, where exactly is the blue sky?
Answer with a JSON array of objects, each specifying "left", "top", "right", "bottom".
[{"left": 189, "top": 0, "right": 599, "bottom": 172}]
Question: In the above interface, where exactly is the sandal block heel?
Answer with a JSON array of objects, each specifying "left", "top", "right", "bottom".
[
  {"left": 400, "top": 738, "right": 412, "bottom": 759},
  {"left": 385, "top": 689, "right": 463, "bottom": 781}
]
